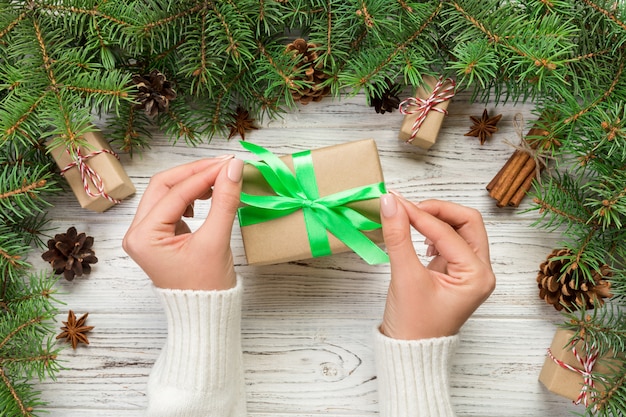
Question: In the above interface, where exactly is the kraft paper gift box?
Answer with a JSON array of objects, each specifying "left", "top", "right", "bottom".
[
  {"left": 49, "top": 130, "right": 136, "bottom": 212},
  {"left": 398, "top": 75, "right": 455, "bottom": 150},
  {"left": 539, "top": 328, "right": 618, "bottom": 404},
  {"left": 238, "top": 139, "right": 388, "bottom": 265}
]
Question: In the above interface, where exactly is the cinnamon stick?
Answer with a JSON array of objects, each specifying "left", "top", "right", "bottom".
[
  {"left": 499, "top": 158, "right": 536, "bottom": 207},
  {"left": 486, "top": 152, "right": 515, "bottom": 191},
  {"left": 489, "top": 150, "right": 530, "bottom": 202},
  {"left": 487, "top": 124, "right": 549, "bottom": 207},
  {"left": 509, "top": 168, "right": 538, "bottom": 207}
]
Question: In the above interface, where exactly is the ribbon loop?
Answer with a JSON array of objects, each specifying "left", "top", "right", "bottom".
[
  {"left": 399, "top": 77, "right": 455, "bottom": 144},
  {"left": 60, "top": 145, "right": 121, "bottom": 204},
  {"left": 238, "top": 141, "right": 389, "bottom": 264}
]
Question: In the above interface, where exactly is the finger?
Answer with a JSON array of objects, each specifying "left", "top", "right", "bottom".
[
  {"left": 132, "top": 157, "right": 232, "bottom": 228},
  {"left": 194, "top": 158, "right": 244, "bottom": 249},
  {"left": 380, "top": 194, "right": 426, "bottom": 277},
  {"left": 396, "top": 198, "right": 482, "bottom": 273},
  {"left": 415, "top": 199, "right": 490, "bottom": 262},
  {"left": 140, "top": 162, "right": 227, "bottom": 232}
]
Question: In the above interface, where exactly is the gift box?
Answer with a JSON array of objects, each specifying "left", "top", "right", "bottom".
[
  {"left": 398, "top": 76, "right": 455, "bottom": 149},
  {"left": 49, "top": 130, "right": 136, "bottom": 212},
  {"left": 238, "top": 139, "right": 388, "bottom": 265},
  {"left": 539, "top": 328, "right": 618, "bottom": 405}
]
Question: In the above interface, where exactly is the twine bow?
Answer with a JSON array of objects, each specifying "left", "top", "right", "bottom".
[
  {"left": 547, "top": 338, "right": 602, "bottom": 408},
  {"left": 399, "top": 77, "right": 455, "bottom": 143},
  {"left": 504, "top": 113, "right": 553, "bottom": 183},
  {"left": 237, "top": 142, "right": 389, "bottom": 265},
  {"left": 60, "top": 146, "right": 121, "bottom": 204}
]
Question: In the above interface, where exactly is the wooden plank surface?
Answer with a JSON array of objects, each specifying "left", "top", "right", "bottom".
[{"left": 30, "top": 90, "right": 581, "bottom": 416}]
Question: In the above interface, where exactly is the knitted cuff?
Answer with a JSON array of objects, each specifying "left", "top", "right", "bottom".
[
  {"left": 145, "top": 280, "right": 246, "bottom": 417},
  {"left": 374, "top": 328, "right": 459, "bottom": 417}
]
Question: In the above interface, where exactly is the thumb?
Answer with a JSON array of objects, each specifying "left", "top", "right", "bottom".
[
  {"left": 195, "top": 158, "right": 244, "bottom": 248},
  {"left": 380, "top": 194, "right": 424, "bottom": 276}
]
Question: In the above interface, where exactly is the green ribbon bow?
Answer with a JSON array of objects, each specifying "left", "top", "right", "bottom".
[{"left": 238, "top": 141, "right": 389, "bottom": 265}]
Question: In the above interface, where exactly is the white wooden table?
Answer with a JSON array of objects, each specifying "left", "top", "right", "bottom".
[{"left": 32, "top": 90, "right": 581, "bottom": 416}]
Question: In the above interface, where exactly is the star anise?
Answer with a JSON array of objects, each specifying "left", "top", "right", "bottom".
[
  {"left": 227, "top": 107, "right": 258, "bottom": 140},
  {"left": 465, "top": 109, "right": 502, "bottom": 145},
  {"left": 56, "top": 310, "right": 94, "bottom": 349}
]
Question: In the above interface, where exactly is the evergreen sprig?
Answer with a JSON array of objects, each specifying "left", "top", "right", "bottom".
[{"left": 0, "top": 273, "right": 60, "bottom": 417}]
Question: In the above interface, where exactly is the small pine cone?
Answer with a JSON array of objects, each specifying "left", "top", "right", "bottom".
[
  {"left": 285, "top": 38, "right": 331, "bottom": 104},
  {"left": 42, "top": 227, "right": 98, "bottom": 281},
  {"left": 132, "top": 69, "right": 177, "bottom": 116},
  {"left": 537, "top": 248, "right": 613, "bottom": 311},
  {"left": 370, "top": 79, "right": 402, "bottom": 114}
]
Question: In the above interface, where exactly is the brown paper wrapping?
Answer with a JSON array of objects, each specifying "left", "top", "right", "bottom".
[
  {"left": 240, "top": 139, "right": 385, "bottom": 265},
  {"left": 398, "top": 75, "right": 453, "bottom": 149},
  {"left": 49, "top": 131, "right": 136, "bottom": 212},
  {"left": 539, "top": 329, "right": 618, "bottom": 403}
]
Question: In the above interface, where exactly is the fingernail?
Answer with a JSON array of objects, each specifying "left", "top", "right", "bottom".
[
  {"left": 380, "top": 194, "right": 397, "bottom": 218},
  {"left": 227, "top": 158, "right": 244, "bottom": 182},
  {"left": 217, "top": 154, "right": 235, "bottom": 161},
  {"left": 426, "top": 245, "right": 437, "bottom": 257},
  {"left": 388, "top": 189, "right": 402, "bottom": 197}
]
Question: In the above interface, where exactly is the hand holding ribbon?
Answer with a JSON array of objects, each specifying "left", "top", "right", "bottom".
[{"left": 237, "top": 141, "right": 389, "bottom": 265}]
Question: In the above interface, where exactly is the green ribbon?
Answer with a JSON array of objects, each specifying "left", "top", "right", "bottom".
[{"left": 238, "top": 141, "right": 389, "bottom": 265}]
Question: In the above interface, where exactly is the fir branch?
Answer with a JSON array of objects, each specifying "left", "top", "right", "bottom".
[
  {"left": 0, "top": 365, "right": 32, "bottom": 417},
  {"left": 581, "top": 0, "right": 626, "bottom": 32},
  {"left": 564, "top": 57, "right": 625, "bottom": 124},
  {"left": 351, "top": 2, "right": 442, "bottom": 89},
  {"left": 0, "top": 9, "right": 30, "bottom": 42},
  {"left": 141, "top": 3, "right": 204, "bottom": 33},
  {"left": 37, "top": 3, "right": 132, "bottom": 28}
]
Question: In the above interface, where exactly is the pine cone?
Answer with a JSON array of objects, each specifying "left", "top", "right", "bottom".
[
  {"left": 537, "top": 248, "right": 613, "bottom": 311},
  {"left": 42, "top": 227, "right": 98, "bottom": 281},
  {"left": 285, "top": 38, "right": 331, "bottom": 104},
  {"left": 370, "top": 79, "right": 402, "bottom": 114},
  {"left": 131, "top": 69, "right": 177, "bottom": 116}
]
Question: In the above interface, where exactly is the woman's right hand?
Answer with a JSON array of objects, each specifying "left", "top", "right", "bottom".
[{"left": 379, "top": 194, "right": 496, "bottom": 340}]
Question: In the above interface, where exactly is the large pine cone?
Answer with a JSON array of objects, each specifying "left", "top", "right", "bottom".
[
  {"left": 132, "top": 70, "right": 177, "bottom": 116},
  {"left": 537, "top": 248, "right": 612, "bottom": 311},
  {"left": 285, "top": 39, "right": 331, "bottom": 104},
  {"left": 42, "top": 227, "right": 98, "bottom": 281}
]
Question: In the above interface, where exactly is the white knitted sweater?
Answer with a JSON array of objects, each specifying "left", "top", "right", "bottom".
[{"left": 144, "top": 280, "right": 458, "bottom": 417}]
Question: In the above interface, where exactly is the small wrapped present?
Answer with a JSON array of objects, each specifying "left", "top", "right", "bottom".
[
  {"left": 49, "top": 130, "right": 136, "bottom": 212},
  {"left": 539, "top": 328, "right": 618, "bottom": 407},
  {"left": 398, "top": 75, "right": 455, "bottom": 149},
  {"left": 238, "top": 139, "right": 389, "bottom": 265}
]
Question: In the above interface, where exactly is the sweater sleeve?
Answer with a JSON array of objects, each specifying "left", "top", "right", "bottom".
[
  {"left": 374, "top": 328, "right": 459, "bottom": 417},
  {"left": 144, "top": 280, "right": 246, "bottom": 417}
]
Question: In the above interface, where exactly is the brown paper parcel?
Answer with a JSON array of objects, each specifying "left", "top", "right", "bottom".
[
  {"left": 49, "top": 131, "right": 136, "bottom": 212},
  {"left": 539, "top": 328, "right": 618, "bottom": 403},
  {"left": 239, "top": 139, "right": 385, "bottom": 265},
  {"left": 398, "top": 75, "right": 453, "bottom": 149}
]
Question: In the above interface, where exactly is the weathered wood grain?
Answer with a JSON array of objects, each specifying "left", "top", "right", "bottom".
[{"left": 32, "top": 92, "right": 581, "bottom": 416}]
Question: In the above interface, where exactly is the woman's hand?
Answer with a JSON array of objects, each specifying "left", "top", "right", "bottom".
[
  {"left": 123, "top": 156, "right": 244, "bottom": 291},
  {"left": 379, "top": 194, "right": 496, "bottom": 340}
]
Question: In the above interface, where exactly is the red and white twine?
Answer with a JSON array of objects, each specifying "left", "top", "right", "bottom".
[
  {"left": 547, "top": 339, "right": 601, "bottom": 408},
  {"left": 399, "top": 77, "right": 456, "bottom": 143},
  {"left": 61, "top": 147, "right": 121, "bottom": 204}
]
